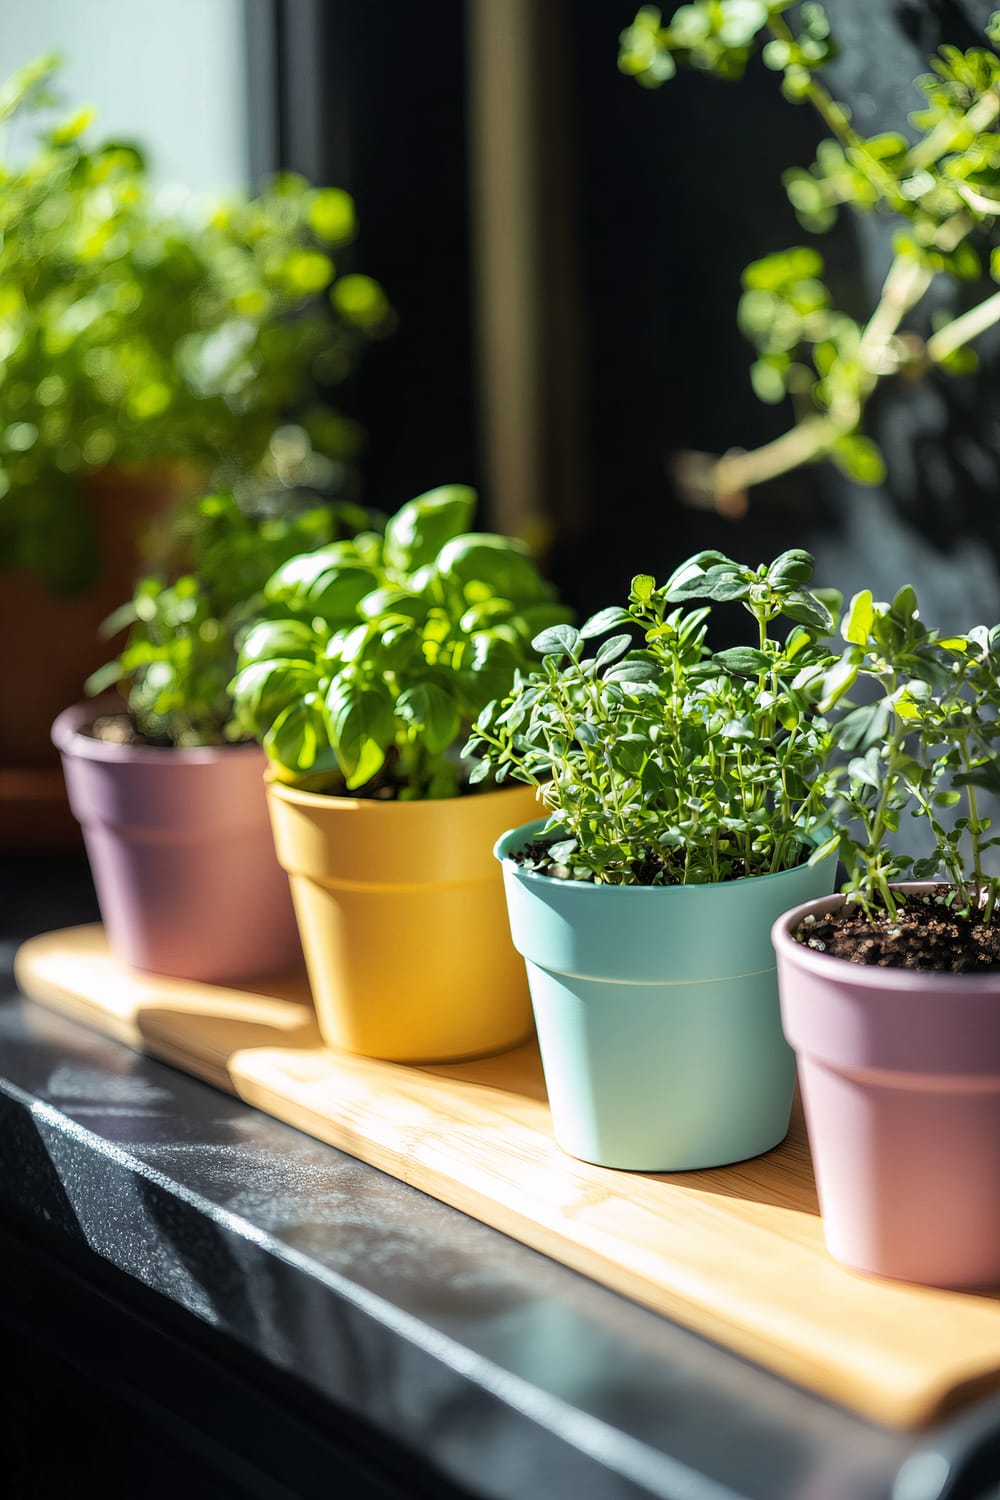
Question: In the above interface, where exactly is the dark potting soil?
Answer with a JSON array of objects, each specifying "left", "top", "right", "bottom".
[
  {"left": 794, "top": 888, "right": 1000, "bottom": 974},
  {"left": 86, "top": 714, "right": 170, "bottom": 748},
  {"left": 511, "top": 840, "right": 753, "bottom": 886}
]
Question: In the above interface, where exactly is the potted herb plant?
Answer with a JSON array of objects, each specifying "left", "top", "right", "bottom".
[
  {"left": 0, "top": 56, "right": 390, "bottom": 821},
  {"left": 53, "top": 490, "right": 372, "bottom": 983},
  {"left": 466, "top": 548, "right": 840, "bottom": 1171},
  {"left": 772, "top": 584, "right": 1000, "bottom": 1288},
  {"left": 229, "top": 484, "right": 572, "bottom": 1063}
]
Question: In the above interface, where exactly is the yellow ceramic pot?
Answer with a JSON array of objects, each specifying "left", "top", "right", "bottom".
[{"left": 266, "top": 779, "right": 540, "bottom": 1062}]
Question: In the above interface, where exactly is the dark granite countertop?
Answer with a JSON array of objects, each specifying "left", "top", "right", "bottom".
[{"left": 2, "top": 855, "right": 999, "bottom": 1500}]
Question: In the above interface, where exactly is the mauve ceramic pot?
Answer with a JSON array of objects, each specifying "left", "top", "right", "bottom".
[
  {"left": 53, "top": 702, "right": 300, "bottom": 983},
  {"left": 773, "top": 886, "right": 1000, "bottom": 1288}
]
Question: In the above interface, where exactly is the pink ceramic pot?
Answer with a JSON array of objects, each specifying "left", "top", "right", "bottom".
[
  {"left": 773, "top": 886, "right": 1000, "bottom": 1289},
  {"left": 53, "top": 702, "right": 300, "bottom": 983}
]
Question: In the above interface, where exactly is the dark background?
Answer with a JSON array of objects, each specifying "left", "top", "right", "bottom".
[{"left": 251, "top": 0, "right": 1000, "bottom": 628}]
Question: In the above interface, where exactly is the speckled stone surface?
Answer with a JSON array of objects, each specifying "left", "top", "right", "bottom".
[{"left": 1, "top": 857, "right": 997, "bottom": 1500}]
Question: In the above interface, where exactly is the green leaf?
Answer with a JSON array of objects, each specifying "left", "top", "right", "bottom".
[
  {"left": 230, "top": 659, "right": 321, "bottom": 733},
  {"left": 842, "top": 589, "right": 873, "bottom": 646},
  {"left": 580, "top": 606, "right": 633, "bottom": 639},
  {"left": 767, "top": 549, "right": 814, "bottom": 587},
  {"left": 308, "top": 187, "right": 356, "bottom": 244},
  {"left": 890, "top": 584, "right": 918, "bottom": 624},
  {"left": 264, "top": 700, "right": 336, "bottom": 779},
  {"left": 953, "top": 763, "right": 1000, "bottom": 794},
  {"left": 712, "top": 646, "right": 771, "bottom": 676},
  {"left": 324, "top": 676, "right": 396, "bottom": 789},
  {"left": 358, "top": 587, "right": 431, "bottom": 625},
  {"left": 238, "top": 619, "right": 317, "bottom": 667},
  {"left": 604, "top": 659, "right": 660, "bottom": 684},
  {"left": 832, "top": 434, "right": 887, "bottom": 485},
  {"left": 395, "top": 682, "right": 461, "bottom": 756},
  {"left": 667, "top": 565, "right": 748, "bottom": 603},
  {"left": 594, "top": 634, "right": 632, "bottom": 669},
  {"left": 532, "top": 623, "right": 582, "bottom": 657},
  {"left": 742, "top": 247, "right": 824, "bottom": 292},
  {"left": 382, "top": 486, "right": 478, "bottom": 574},
  {"left": 716, "top": 0, "right": 768, "bottom": 49},
  {"left": 264, "top": 545, "right": 376, "bottom": 618},
  {"left": 780, "top": 590, "right": 833, "bottom": 632},
  {"left": 437, "top": 534, "right": 551, "bottom": 605}
]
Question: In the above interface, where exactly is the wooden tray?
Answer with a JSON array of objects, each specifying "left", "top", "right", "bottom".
[{"left": 16, "top": 923, "right": 1000, "bottom": 1430}]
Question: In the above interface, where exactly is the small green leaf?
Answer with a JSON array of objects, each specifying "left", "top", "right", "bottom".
[
  {"left": 832, "top": 434, "right": 886, "bottom": 485},
  {"left": 843, "top": 589, "right": 874, "bottom": 646},
  {"left": 712, "top": 646, "right": 771, "bottom": 676},
  {"left": 580, "top": 606, "right": 632, "bottom": 639},
  {"left": 532, "top": 623, "right": 582, "bottom": 658},
  {"left": 767, "top": 549, "right": 814, "bottom": 587}
]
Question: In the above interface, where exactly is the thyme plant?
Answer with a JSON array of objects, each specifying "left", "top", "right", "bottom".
[
  {"left": 810, "top": 586, "right": 1000, "bottom": 920},
  {"left": 619, "top": 4, "right": 1000, "bottom": 512},
  {"left": 467, "top": 548, "right": 842, "bottom": 885}
]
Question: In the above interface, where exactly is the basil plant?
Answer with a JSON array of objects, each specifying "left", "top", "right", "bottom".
[
  {"left": 229, "top": 486, "right": 572, "bottom": 799},
  {"left": 467, "top": 549, "right": 845, "bottom": 885}
]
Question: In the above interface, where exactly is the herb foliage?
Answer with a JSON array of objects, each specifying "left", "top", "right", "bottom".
[
  {"left": 811, "top": 587, "right": 1000, "bottom": 920},
  {"left": 87, "top": 491, "right": 371, "bottom": 747},
  {"left": 229, "top": 486, "right": 571, "bottom": 799},
  {"left": 466, "top": 549, "right": 842, "bottom": 884},
  {"left": 619, "top": 4, "right": 1000, "bottom": 513},
  {"left": 0, "top": 56, "right": 391, "bottom": 592}
]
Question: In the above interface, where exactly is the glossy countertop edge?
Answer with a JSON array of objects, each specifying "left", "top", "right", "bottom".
[{"left": 0, "top": 854, "right": 977, "bottom": 1500}]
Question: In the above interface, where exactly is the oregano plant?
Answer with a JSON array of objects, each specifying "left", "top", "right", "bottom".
[
  {"left": 619, "top": 3, "right": 1000, "bottom": 512},
  {"left": 466, "top": 548, "right": 843, "bottom": 884}
]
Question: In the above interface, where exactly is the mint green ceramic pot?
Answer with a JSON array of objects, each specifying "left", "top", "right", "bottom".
[{"left": 495, "top": 819, "right": 836, "bottom": 1170}]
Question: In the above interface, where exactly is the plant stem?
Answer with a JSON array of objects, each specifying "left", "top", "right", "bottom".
[
  {"left": 906, "top": 87, "right": 1000, "bottom": 173},
  {"left": 857, "top": 257, "right": 933, "bottom": 387},
  {"left": 711, "top": 417, "right": 834, "bottom": 502},
  {"left": 926, "top": 289, "right": 1000, "bottom": 365}
]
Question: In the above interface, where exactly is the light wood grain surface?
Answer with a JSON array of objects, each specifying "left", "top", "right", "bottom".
[{"left": 16, "top": 923, "right": 1000, "bottom": 1428}]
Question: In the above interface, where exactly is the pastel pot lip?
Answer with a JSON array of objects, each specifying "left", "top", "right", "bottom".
[
  {"left": 266, "top": 775, "right": 540, "bottom": 815},
  {"left": 771, "top": 883, "right": 1000, "bottom": 992},
  {"left": 494, "top": 817, "right": 832, "bottom": 894},
  {"left": 51, "top": 701, "right": 264, "bottom": 768}
]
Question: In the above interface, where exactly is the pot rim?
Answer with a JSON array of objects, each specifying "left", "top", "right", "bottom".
[
  {"left": 266, "top": 774, "right": 538, "bottom": 815},
  {"left": 771, "top": 883, "right": 1000, "bottom": 991},
  {"left": 494, "top": 816, "right": 832, "bottom": 895},
  {"left": 51, "top": 701, "right": 265, "bottom": 768}
]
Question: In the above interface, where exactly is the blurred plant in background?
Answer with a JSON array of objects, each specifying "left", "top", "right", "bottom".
[
  {"left": 0, "top": 55, "right": 393, "bottom": 593},
  {"left": 620, "top": 2, "right": 1000, "bottom": 516},
  {"left": 87, "top": 488, "right": 378, "bottom": 747}
]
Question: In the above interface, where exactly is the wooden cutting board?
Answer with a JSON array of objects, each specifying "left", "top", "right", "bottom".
[{"left": 16, "top": 923, "right": 1000, "bottom": 1429}]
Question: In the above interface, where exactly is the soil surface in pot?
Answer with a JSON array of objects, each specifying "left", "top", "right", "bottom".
[
  {"left": 794, "top": 889, "right": 1000, "bottom": 973},
  {"left": 86, "top": 714, "right": 170, "bottom": 748},
  {"left": 84, "top": 714, "right": 246, "bottom": 750}
]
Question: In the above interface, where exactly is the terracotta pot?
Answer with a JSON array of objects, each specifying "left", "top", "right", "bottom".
[
  {"left": 53, "top": 702, "right": 300, "bottom": 983},
  {"left": 773, "top": 885, "right": 1000, "bottom": 1288},
  {"left": 0, "top": 464, "right": 200, "bottom": 850},
  {"left": 266, "top": 779, "right": 539, "bottom": 1062}
]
